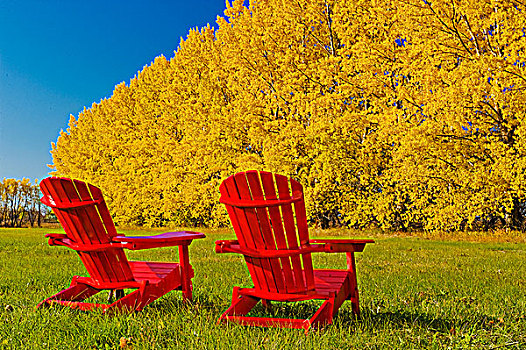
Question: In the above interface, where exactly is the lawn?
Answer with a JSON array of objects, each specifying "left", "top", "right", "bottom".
[{"left": 0, "top": 227, "right": 524, "bottom": 349}]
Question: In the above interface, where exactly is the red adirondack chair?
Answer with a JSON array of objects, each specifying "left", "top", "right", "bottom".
[
  {"left": 38, "top": 177, "right": 205, "bottom": 312},
  {"left": 215, "top": 171, "right": 374, "bottom": 331}
]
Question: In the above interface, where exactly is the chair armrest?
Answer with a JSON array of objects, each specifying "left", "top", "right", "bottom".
[
  {"left": 309, "top": 239, "right": 375, "bottom": 253},
  {"left": 45, "top": 233, "right": 72, "bottom": 248},
  {"left": 215, "top": 240, "right": 326, "bottom": 258},
  {"left": 44, "top": 233, "right": 128, "bottom": 252},
  {"left": 113, "top": 231, "right": 205, "bottom": 250},
  {"left": 215, "top": 240, "right": 241, "bottom": 254},
  {"left": 45, "top": 233, "right": 68, "bottom": 240}
]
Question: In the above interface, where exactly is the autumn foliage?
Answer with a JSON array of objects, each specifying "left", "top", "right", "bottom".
[{"left": 51, "top": 0, "right": 526, "bottom": 231}]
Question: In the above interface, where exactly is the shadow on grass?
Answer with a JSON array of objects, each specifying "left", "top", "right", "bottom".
[
  {"left": 173, "top": 293, "right": 506, "bottom": 335},
  {"left": 337, "top": 307, "right": 504, "bottom": 334},
  {"left": 56, "top": 288, "right": 505, "bottom": 336}
]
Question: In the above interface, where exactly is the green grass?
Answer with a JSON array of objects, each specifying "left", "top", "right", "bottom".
[{"left": 0, "top": 227, "right": 525, "bottom": 349}]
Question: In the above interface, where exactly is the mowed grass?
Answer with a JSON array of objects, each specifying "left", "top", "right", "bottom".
[{"left": 0, "top": 227, "right": 524, "bottom": 349}]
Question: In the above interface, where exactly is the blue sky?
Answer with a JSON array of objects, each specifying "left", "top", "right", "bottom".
[{"left": 0, "top": 0, "right": 227, "bottom": 181}]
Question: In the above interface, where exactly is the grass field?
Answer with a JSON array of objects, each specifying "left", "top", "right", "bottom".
[{"left": 0, "top": 227, "right": 524, "bottom": 349}]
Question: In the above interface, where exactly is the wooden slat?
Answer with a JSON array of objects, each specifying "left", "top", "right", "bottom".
[
  {"left": 41, "top": 179, "right": 107, "bottom": 282},
  {"left": 40, "top": 197, "right": 101, "bottom": 209},
  {"left": 224, "top": 315, "right": 308, "bottom": 329},
  {"left": 219, "top": 196, "right": 302, "bottom": 208},
  {"left": 232, "top": 172, "right": 276, "bottom": 293},
  {"left": 313, "top": 270, "right": 348, "bottom": 295},
  {"left": 41, "top": 179, "right": 82, "bottom": 242},
  {"left": 220, "top": 177, "right": 264, "bottom": 291},
  {"left": 246, "top": 171, "right": 284, "bottom": 293},
  {"left": 259, "top": 171, "right": 294, "bottom": 293},
  {"left": 275, "top": 174, "right": 307, "bottom": 292},
  {"left": 129, "top": 261, "right": 179, "bottom": 272},
  {"left": 88, "top": 183, "right": 118, "bottom": 237},
  {"left": 64, "top": 179, "right": 117, "bottom": 283},
  {"left": 74, "top": 180, "right": 133, "bottom": 282},
  {"left": 291, "top": 178, "right": 315, "bottom": 290},
  {"left": 66, "top": 179, "right": 130, "bottom": 283},
  {"left": 40, "top": 178, "right": 134, "bottom": 283},
  {"left": 291, "top": 179, "right": 309, "bottom": 245},
  {"left": 128, "top": 261, "right": 180, "bottom": 283},
  {"left": 69, "top": 180, "right": 117, "bottom": 282}
]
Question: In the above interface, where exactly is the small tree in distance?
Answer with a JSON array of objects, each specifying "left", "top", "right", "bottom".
[{"left": 0, "top": 178, "right": 45, "bottom": 228}]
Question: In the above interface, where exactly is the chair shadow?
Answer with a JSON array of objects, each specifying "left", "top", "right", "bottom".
[
  {"left": 146, "top": 291, "right": 223, "bottom": 314},
  {"left": 148, "top": 293, "right": 502, "bottom": 335},
  {"left": 336, "top": 307, "right": 501, "bottom": 333}
]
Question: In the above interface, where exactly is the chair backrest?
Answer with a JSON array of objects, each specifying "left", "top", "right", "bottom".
[
  {"left": 219, "top": 170, "right": 315, "bottom": 295},
  {"left": 40, "top": 177, "right": 134, "bottom": 284}
]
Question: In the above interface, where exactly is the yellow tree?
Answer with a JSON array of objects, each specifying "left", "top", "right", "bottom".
[
  {"left": 355, "top": 0, "right": 526, "bottom": 231},
  {"left": 51, "top": 0, "right": 526, "bottom": 232}
]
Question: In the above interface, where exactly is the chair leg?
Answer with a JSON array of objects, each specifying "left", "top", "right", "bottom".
[
  {"left": 106, "top": 281, "right": 149, "bottom": 312},
  {"left": 307, "top": 298, "right": 334, "bottom": 330},
  {"left": 261, "top": 299, "right": 272, "bottom": 312},
  {"left": 219, "top": 287, "right": 260, "bottom": 322},
  {"left": 37, "top": 276, "right": 99, "bottom": 308},
  {"left": 178, "top": 245, "right": 193, "bottom": 301},
  {"left": 219, "top": 288, "right": 346, "bottom": 332},
  {"left": 106, "top": 289, "right": 144, "bottom": 312},
  {"left": 108, "top": 289, "right": 125, "bottom": 303},
  {"left": 346, "top": 252, "right": 361, "bottom": 316}
]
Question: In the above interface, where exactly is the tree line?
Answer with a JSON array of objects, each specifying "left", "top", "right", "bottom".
[
  {"left": 0, "top": 178, "right": 44, "bottom": 228},
  {"left": 50, "top": 0, "right": 526, "bottom": 232}
]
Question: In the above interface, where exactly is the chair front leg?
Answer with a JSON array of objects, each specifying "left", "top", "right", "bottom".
[
  {"left": 108, "top": 289, "right": 125, "bottom": 303},
  {"left": 37, "top": 276, "right": 99, "bottom": 308},
  {"left": 307, "top": 298, "right": 335, "bottom": 330},
  {"left": 261, "top": 299, "right": 272, "bottom": 311},
  {"left": 346, "top": 252, "right": 360, "bottom": 316},
  {"left": 219, "top": 287, "right": 260, "bottom": 322},
  {"left": 178, "top": 244, "right": 193, "bottom": 301}
]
